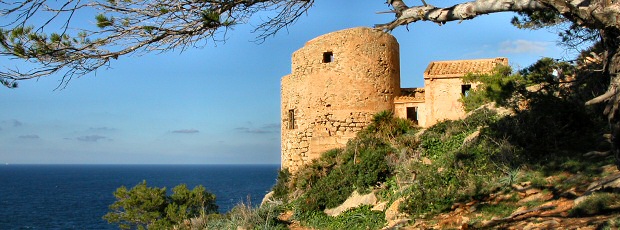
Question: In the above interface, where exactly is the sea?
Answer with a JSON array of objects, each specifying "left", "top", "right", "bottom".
[{"left": 0, "top": 164, "right": 280, "bottom": 229}]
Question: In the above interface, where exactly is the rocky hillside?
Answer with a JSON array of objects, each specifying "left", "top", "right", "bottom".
[{"left": 264, "top": 104, "right": 620, "bottom": 230}]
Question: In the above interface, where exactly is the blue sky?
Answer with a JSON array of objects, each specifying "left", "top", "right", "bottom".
[{"left": 0, "top": 1, "right": 569, "bottom": 164}]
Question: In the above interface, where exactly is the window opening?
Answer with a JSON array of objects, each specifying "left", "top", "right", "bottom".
[
  {"left": 288, "top": 109, "right": 295, "bottom": 129},
  {"left": 406, "top": 107, "right": 418, "bottom": 125},
  {"left": 461, "top": 84, "right": 472, "bottom": 97},
  {"left": 323, "top": 52, "right": 334, "bottom": 63}
]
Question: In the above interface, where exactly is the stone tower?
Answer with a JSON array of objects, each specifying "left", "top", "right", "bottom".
[{"left": 280, "top": 27, "right": 400, "bottom": 172}]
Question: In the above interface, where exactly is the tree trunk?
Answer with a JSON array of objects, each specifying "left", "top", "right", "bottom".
[{"left": 602, "top": 29, "right": 620, "bottom": 168}]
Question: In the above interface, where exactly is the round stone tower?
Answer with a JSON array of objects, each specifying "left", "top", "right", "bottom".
[{"left": 281, "top": 27, "right": 400, "bottom": 172}]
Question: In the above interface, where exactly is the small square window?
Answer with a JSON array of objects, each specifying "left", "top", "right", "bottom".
[{"left": 323, "top": 52, "right": 334, "bottom": 63}]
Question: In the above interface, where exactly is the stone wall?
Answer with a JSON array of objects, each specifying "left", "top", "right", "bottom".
[
  {"left": 422, "top": 58, "right": 507, "bottom": 126},
  {"left": 394, "top": 88, "right": 426, "bottom": 126},
  {"left": 394, "top": 98, "right": 426, "bottom": 127},
  {"left": 281, "top": 27, "right": 400, "bottom": 172},
  {"left": 423, "top": 78, "right": 470, "bottom": 127}
]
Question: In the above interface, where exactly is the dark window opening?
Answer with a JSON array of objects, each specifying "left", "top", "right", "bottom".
[
  {"left": 406, "top": 107, "right": 418, "bottom": 125},
  {"left": 323, "top": 52, "right": 334, "bottom": 63},
  {"left": 461, "top": 84, "right": 472, "bottom": 97},
  {"left": 288, "top": 109, "right": 295, "bottom": 129}
]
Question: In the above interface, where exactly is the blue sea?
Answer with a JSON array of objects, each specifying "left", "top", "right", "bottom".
[{"left": 0, "top": 164, "right": 280, "bottom": 229}]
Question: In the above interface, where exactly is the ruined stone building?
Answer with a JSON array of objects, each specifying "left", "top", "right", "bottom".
[{"left": 281, "top": 27, "right": 508, "bottom": 171}]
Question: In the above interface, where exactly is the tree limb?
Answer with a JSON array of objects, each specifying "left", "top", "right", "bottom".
[
  {"left": 377, "top": 0, "right": 548, "bottom": 31},
  {"left": 0, "top": 0, "right": 314, "bottom": 88},
  {"left": 586, "top": 83, "right": 617, "bottom": 105},
  {"left": 377, "top": 0, "right": 620, "bottom": 32}
]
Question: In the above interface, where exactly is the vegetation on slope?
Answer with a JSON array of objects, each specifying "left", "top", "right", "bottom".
[
  {"left": 265, "top": 57, "right": 614, "bottom": 229},
  {"left": 104, "top": 57, "right": 620, "bottom": 229}
]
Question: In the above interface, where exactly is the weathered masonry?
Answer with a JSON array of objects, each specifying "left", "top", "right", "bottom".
[
  {"left": 394, "top": 58, "right": 509, "bottom": 127},
  {"left": 281, "top": 27, "right": 507, "bottom": 172}
]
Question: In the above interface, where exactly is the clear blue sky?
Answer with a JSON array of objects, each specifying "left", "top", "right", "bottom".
[{"left": 1, "top": 1, "right": 569, "bottom": 164}]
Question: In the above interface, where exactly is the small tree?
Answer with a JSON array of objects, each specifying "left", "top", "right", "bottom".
[{"left": 103, "top": 181, "right": 218, "bottom": 230}]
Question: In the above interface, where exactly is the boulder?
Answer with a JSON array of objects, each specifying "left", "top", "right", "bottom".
[
  {"left": 260, "top": 191, "right": 275, "bottom": 207},
  {"left": 324, "top": 190, "right": 377, "bottom": 217},
  {"left": 383, "top": 198, "right": 410, "bottom": 229}
]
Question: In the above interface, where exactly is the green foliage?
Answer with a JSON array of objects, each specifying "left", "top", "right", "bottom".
[
  {"left": 296, "top": 205, "right": 386, "bottom": 230},
  {"left": 271, "top": 169, "right": 291, "bottom": 201},
  {"left": 460, "top": 58, "right": 591, "bottom": 113},
  {"left": 298, "top": 145, "right": 392, "bottom": 211},
  {"left": 499, "top": 168, "right": 520, "bottom": 187},
  {"left": 289, "top": 112, "right": 417, "bottom": 213},
  {"left": 201, "top": 10, "right": 221, "bottom": 27},
  {"left": 103, "top": 180, "right": 217, "bottom": 229},
  {"left": 460, "top": 58, "right": 604, "bottom": 161},
  {"left": 0, "top": 25, "right": 83, "bottom": 63},
  {"left": 401, "top": 109, "right": 517, "bottom": 217},
  {"left": 511, "top": 10, "right": 565, "bottom": 30},
  {"left": 362, "top": 110, "right": 417, "bottom": 139},
  {"left": 96, "top": 14, "right": 114, "bottom": 28},
  {"left": 510, "top": 8, "right": 598, "bottom": 49},
  {"left": 477, "top": 202, "right": 518, "bottom": 217},
  {"left": 279, "top": 55, "right": 610, "bottom": 224},
  {"left": 143, "top": 26, "right": 156, "bottom": 34},
  {"left": 570, "top": 193, "right": 620, "bottom": 216},
  {"left": 460, "top": 65, "right": 524, "bottom": 112},
  {"left": 158, "top": 7, "right": 169, "bottom": 14},
  {"left": 518, "top": 57, "right": 574, "bottom": 85}
]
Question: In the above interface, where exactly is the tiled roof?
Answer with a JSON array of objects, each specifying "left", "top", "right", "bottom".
[{"left": 424, "top": 57, "right": 508, "bottom": 79}]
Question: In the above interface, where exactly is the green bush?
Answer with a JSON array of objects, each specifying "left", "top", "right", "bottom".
[
  {"left": 460, "top": 65, "right": 523, "bottom": 112},
  {"left": 290, "top": 112, "right": 416, "bottom": 212},
  {"left": 400, "top": 109, "right": 509, "bottom": 217},
  {"left": 296, "top": 205, "right": 386, "bottom": 230},
  {"left": 271, "top": 169, "right": 291, "bottom": 201},
  {"left": 103, "top": 181, "right": 217, "bottom": 229},
  {"left": 299, "top": 144, "right": 392, "bottom": 211}
]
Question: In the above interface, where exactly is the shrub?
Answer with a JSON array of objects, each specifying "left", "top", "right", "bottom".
[
  {"left": 290, "top": 112, "right": 414, "bottom": 212},
  {"left": 400, "top": 109, "right": 509, "bottom": 217},
  {"left": 296, "top": 205, "right": 385, "bottom": 230},
  {"left": 103, "top": 181, "right": 217, "bottom": 229},
  {"left": 271, "top": 169, "right": 291, "bottom": 201},
  {"left": 460, "top": 65, "right": 523, "bottom": 112},
  {"left": 299, "top": 144, "right": 392, "bottom": 211}
]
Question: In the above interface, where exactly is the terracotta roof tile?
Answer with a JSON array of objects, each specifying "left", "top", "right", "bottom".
[{"left": 424, "top": 57, "right": 508, "bottom": 79}]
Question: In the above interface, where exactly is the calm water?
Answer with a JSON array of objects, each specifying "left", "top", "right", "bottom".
[{"left": 0, "top": 164, "right": 279, "bottom": 229}]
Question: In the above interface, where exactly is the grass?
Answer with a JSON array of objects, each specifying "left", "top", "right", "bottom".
[
  {"left": 178, "top": 202, "right": 288, "bottom": 230},
  {"left": 294, "top": 205, "right": 385, "bottom": 230},
  {"left": 570, "top": 192, "right": 620, "bottom": 217},
  {"left": 477, "top": 203, "right": 518, "bottom": 219}
]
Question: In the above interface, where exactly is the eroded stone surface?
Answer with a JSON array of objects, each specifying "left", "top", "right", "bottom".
[{"left": 323, "top": 190, "right": 377, "bottom": 217}]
